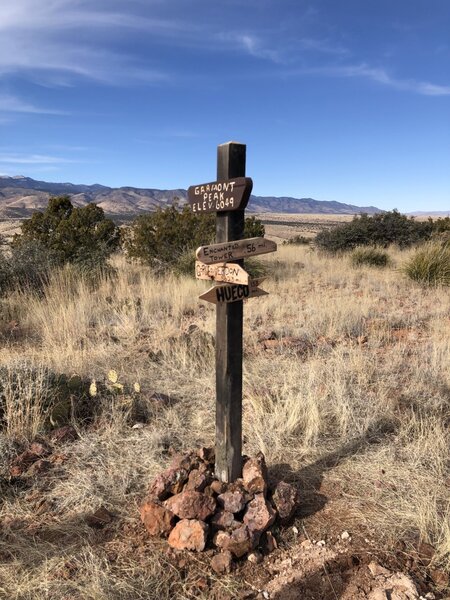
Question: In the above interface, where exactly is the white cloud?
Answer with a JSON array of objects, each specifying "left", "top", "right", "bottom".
[
  {"left": 296, "top": 63, "right": 450, "bottom": 96},
  {"left": 0, "top": 153, "right": 78, "bottom": 164},
  {"left": 232, "top": 34, "right": 282, "bottom": 63},
  {"left": 337, "top": 64, "right": 450, "bottom": 96},
  {"left": 0, "top": 0, "right": 177, "bottom": 84},
  {"left": 0, "top": 94, "right": 68, "bottom": 114}
]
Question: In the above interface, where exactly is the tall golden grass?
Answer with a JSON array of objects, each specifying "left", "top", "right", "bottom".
[{"left": 0, "top": 244, "right": 449, "bottom": 598}]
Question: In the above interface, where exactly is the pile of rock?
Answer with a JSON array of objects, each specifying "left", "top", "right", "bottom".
[{"left": 140, "top": 448, "right": 299, "bottom": 572}]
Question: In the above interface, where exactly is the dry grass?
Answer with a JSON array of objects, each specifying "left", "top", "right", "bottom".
[{"left": 0, "top": 244, "right": 449, "bottom": 598}]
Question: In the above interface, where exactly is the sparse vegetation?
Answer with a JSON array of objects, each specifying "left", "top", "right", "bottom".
[
  {"left": 350, "top": 247, "right": 391, "bottom": 268},
  {"left": 283, "top": 234, "right": 311, "bottom": 245},
  {"left": 0, "top": 238, "right": 449, "bottom": 598},
  {"left": 316, "top": 210, "right": 434, "bottom": 253},
  {"left": 403, "top": 241, "right": 450, "bottom": 286}
]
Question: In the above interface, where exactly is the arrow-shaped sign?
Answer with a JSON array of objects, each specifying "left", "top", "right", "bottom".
[
  {"left": 195, "top": 261, "right": 249, "bottom": 285},
  {"left": 188, "top": 177, "right": 253, "bottom": 213},
  {"left": 199, "top": 278, "right": 267, "bottom": 305},
  {"left": 196, "top": 237, "right": 277, "bottom": 265}
]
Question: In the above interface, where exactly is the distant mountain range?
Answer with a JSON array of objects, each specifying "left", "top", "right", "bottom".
[{"left": 0, "top": 175, "right": 382, "bottom": 219}]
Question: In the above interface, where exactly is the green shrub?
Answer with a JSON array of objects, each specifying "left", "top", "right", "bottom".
[
  {"left": 124, "top": 206, "right": 214, "bottom": 270},
  {"left": 350, "top": 247, "right": 390, "bottom": 268},
  {"left": 403, "top": 242, "right": 450, "bottom": 286},
  {"left": 431, "top": 216, "right": 450, "bottom": 234},
  {"left": 283, "top": 235, "right": 311, "bottom": 245},
  {"left": 316, "top": 210, "right": 433, "bottom": 253},
  {"left": 13, "top": 196, "right": 120, "bottom": 268},
  {"left": 244, "top": 216, "right": 265, "bottom": 238},
  {"left": 0, "top": 239, "right": 58, "bottom": 296},
  {"left": 124, "top": 205, "right": 265, "bottom": 272}
]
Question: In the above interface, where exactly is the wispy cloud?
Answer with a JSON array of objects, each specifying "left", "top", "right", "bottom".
[
  {"left": 0, "top": 93, "right": 68, "bottom": 114},
  {"left": 0, "top": 1, "right": 177, "bottom": 85},
  {"left": 227, "top": 33, "right": 283, "bottom": 63},
  {"left": 291, "top": 63, "right": 450, "bottom": 96},
  {"left": 0, "top": 153, "right": 79, "bottom": 164},
  {"left": 218, "top": 31, "right": 348, "bottom": 65},
  {"left": 298, "top": 38, "right": 349, "bottom": 57},
  {"left": 0, "top": 0, "right": 349, "bottom": 83},
  {"left": 322, "top": 63, "right": 450, "bottom": 96}
]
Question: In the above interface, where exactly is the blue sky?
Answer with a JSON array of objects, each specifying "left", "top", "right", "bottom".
[{"left": 0, "top": 0, "right": 449, "bottom": 211}]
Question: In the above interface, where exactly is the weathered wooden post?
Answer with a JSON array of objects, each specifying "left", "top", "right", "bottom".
[
  {"left": 188, "top": 142, "right": 276, "bottom": 484},
  {"left": 215, "top": 141, "right": 246, "bottom": 483}
]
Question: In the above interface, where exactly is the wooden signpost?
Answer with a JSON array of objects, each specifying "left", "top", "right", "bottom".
[
  {"left": 189, "top": 142, "right": 277, "bottom": 483},
  {"left": 199, "top": 278, "right": 267, "bottom": 304},
  {"left": 188, "top": 177, "right": 253, "bottom": 213},
  {"left": 196, "top": 236, "right": 277, "bottom": 265},
  {"left": 195, "top": 261, "right": 249, "bottom": 285}
]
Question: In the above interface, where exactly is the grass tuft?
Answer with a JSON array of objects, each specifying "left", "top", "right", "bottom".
[
  {"left": 350, "top": 247, "right": 391, "bottom": 268},
  {"left": 403, "top": 242, "right": 450, "bottom": 286}
]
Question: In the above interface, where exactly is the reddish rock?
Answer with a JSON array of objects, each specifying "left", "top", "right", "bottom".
[
  {"left": 9, "top": 466, "right": 23, "bottom": 478},
  {"left": 210, "top": 480, "right": 226, "bottom": 495},
  {"left": 430, "top": 569, "right": 449, "bottom": 588},
  {"left": 271, "top": 481, "right": 299, "bottom": 523},
  {"left": 211, "top": 551, "right": 233, "bottom": 574},
  {"left": 10, "top": 450, "right": 41, "bottom": 476},
  {"left": 170, "top": 451, "right": 200, "bottom": 473},
  {"left": 29, "top": 441, "right": 51, "bottom": 456},
  {"left": 147, "top": 467, "right": 188, "bottom": 501},
  {"left": 164, "top": 490, "right": 216, "bottom": 521},
  {"left": 416, "top": 540, "right": 435, "bottom": 566},
  {"left": 27, "top": 459, "right": 52, "bottom": 476},
  {"left": 242, "top": 452, "right": 268, "bottom": 494},
  {"left": 247, "top": 550, "right": 263, "bottom": 564},
  {"left": 244, "top": 493, "right": 276, "bottom": 535},
  {"left": 203, "top": 485, "right": 215, "bottom": 497},
  {"left": 168, "top": 519, "right": 208, "bottom": 551},
  {"left": 210, "top": 510, "right": 240, "bottom": 531},
  {"left": 86, "top": 506, "right": 114, "bottom": 528},
  {"left": 140, "top": 501, "right": 176, "bottom": 537},
  {"left": 217, "top": 490, "right": 247, "bottom": 513},
  {"left": 185, "top": 468, "right": 210, "bottom": 492},
  {"left": 214, "top": 525, "right": 257, "bottom": 558},
  {"left": 49, "top": 453, "right": 69, "bottom": 465},
  {"left": 50, "top": 425, "right": 79, "bottom": 444}
]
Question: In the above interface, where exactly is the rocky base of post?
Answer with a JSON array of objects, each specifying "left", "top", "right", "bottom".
[{"left": 140, "top": 448, "right": 299, "bottom": 573}]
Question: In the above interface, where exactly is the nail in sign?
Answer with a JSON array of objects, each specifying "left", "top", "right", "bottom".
[
  {"left": 196, "top": 237, "right": 277, "bottom": 265},
  {"left": 195, "top": 261, "right": 249, "bottom": 285},
  {"left": 199, "top": 278, "right": 267, "bottom": 305},
  {"left": 188, "top": 177, "right": 253, "bottom": 213}
]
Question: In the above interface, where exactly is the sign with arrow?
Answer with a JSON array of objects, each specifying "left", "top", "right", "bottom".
[
  {"left": 199, "top": 278, "right": 267, "bottom": 305},
  {"left": 188, "top": 177, "right": 253, "bottom": 213},
  {"left": 195, "top": 261, "right": 249, "bottom": 285},
  {"left": 196, "top": 237, "right": 277, "bottom": 265}
]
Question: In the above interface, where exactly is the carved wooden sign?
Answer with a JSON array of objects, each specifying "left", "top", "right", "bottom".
[
  {"left": 195, "top": 261, "right": 249, "bottom": 285},
  {"left": 196, "top": 237, "right": 277, "bottom": 265},
  {"left": 199, "top": 278, "right": 267, "bottom": 305},
  {"left": 188, "top": 177, "right": 253, "bottom": 213}
]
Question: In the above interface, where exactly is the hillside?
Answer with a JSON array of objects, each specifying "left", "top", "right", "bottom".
[{"left": 0, "top": 175, "right": 382, "bottom": 219}]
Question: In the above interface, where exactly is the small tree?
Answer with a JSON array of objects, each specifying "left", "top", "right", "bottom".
[
  {"left": 13, "top": 196, "right": 120, "bottom": 268},
  {"left": 124, "top": 206, "right": 215, "bottom": 268},
  {"left": 124, "top": 205, "right": 265, "bottom": 272},
  {"left": 244, "top": 216, "right": 265, "bottom": 238}
]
